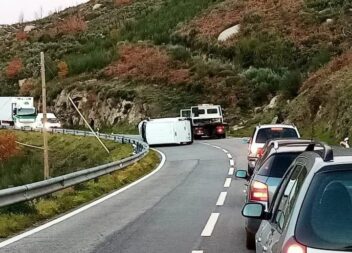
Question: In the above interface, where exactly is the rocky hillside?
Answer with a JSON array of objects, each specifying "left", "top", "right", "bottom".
[{"left": 1, "top": 0, "right": 352, "bottom": 137}]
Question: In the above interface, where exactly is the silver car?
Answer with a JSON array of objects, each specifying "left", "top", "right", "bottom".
[
  {"left": 242, "top": 142, "right": 352, "bottom": 253},
  {"left": 236, "top": 139, "right": 313, "bottom": 249}
]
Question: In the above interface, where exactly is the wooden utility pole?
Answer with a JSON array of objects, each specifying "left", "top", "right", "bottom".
[
  {"left": 68, "top": 96, "right": 110, "bottom": 154},
  {"left": 41, "top": 52, "right": 50, "bottom": 179}
]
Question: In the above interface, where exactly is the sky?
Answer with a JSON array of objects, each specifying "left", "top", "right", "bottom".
[{"left": 0, "top": 0, "right": 89, "bottom": 25}]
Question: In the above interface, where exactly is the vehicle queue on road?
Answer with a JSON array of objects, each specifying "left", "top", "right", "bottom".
[{"left": 237, "top": 124, "right": 352, "bottom": 253}]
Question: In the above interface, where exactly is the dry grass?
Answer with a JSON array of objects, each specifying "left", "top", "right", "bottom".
[
  {"left": 178, "top": 0, "right": 344, "bottom": 47},
  {"left": 115, "top": 0, "right": 133, "bottom": 7},
  {"left": 105, "top": 44, "right": 191, "bottom": 84},
  {"left": 57, "top": 14, "right": 87, "bottom": 35},
  {"left": 301, "top": 51, "right": 352, "bottom": 91}
]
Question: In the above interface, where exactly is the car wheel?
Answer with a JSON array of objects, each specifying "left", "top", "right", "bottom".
[{"left": 246, "top": 230, "right": 256, "bottom": 250}]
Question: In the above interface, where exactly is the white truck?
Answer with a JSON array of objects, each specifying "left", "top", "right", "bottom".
[
  {"left": 35, "top": 113, "right": 62, "bottom": 129},
  {"left": 180, "top": 104, "right": 227, "bottom": 139},
  {"left": 0, "top": 97, "right": 37, "bottom": 129},
  {"left": 138, "top": 118, "right": 193, "bottom": 145}
]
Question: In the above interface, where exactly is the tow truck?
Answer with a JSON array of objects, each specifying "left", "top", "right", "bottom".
[{"left": 180, "top": 104, "right": 227, "bottom": 139}]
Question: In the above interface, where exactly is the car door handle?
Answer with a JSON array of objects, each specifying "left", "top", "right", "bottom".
[{"left": 263, "top": 246, "right": 268, "bottom": 252}]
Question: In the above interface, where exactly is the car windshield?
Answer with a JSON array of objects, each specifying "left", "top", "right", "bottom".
[
  {"left": 17, "top": 108, "right": 36, "bottom": 116},
  {"left": 296, "top": 167, "right": 352, "bottom": 250},
  {"left": 258, "top": 153, "right": 300, "bottom": 178},
  {"left": 255, "top": 128, "right": 298, "bottom": 143}
]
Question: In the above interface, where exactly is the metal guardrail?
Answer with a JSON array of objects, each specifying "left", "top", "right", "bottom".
[{"left": 0, "top": 128, "right": 149, "bottom": 208}]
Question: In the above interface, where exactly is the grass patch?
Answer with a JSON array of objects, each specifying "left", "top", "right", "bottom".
[
  {"left": 65, "top": 48, "right": 116, "bottom": 76},
  {"left": 0, "top": 150, "right": 159, "bottom": 238},
  {"left": 120, "top": 0, "right": 223, "bottom": 44},
  {"left": 0, "top": 130, "right": 133, "bottom": 189}
]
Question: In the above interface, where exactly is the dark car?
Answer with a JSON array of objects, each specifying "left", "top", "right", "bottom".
[
  {"left": 242, "top": 142, "right": 352, "bottom": 253},
  {"left": 236, "top": 139, "right": 314, "bottom": 249}
]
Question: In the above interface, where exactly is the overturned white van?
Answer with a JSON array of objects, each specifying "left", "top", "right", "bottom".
[{"left": 139, "top": 118, "right": 193, "bottom": 145}]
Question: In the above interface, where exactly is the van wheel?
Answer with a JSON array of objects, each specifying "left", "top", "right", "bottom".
[{"left": 246, "top": 231, "right": 256, "bottom": 250}]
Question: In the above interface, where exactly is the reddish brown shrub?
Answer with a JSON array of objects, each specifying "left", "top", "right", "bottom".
[
  {"left": 115, "top": 0, "right": 133, "bottom": 6},
  {"left": 169, "top": 69, "right": 190, "bottom": 84},
  {"left": 6, "top": 58, "right": 23, "bottom": 79},
  {"left": 57, "top": 61, "right": 69, "bottom": 78},
  {"left": 0, "top": 132, "right": 19, "bottom": 162},
  {"left": 302, "top": 51, "right": 352, "bottom": 91},
  {"left": 57, "top": 15, "right": 87, "bottom": 35},
  {"left": 19, "top": 79, "right": 34, "bottom": 96},
  {"left": 105, "top": 44, "right": 191, "bottom": 84},
  {"left": 16, "top": 31, "right": 28, "bottom": 41}
]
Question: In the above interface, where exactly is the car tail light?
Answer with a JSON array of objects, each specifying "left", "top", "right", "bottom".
[
  {"left": 257, "top": 147, "right": 264, "bottom": 158},
  {"left": 216, "top": 125, "right": 225, "bottom": 133},
  {"left": 249, "top": 181, "right": 268, "bottom": 202},
  {"left": 283, "top": 237, "right": 307, "bottom": 253}
]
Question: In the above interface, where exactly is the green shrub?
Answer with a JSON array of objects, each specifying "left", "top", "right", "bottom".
[
  {"left": 308, "top": 47, "right": 331, "bottom": 72},
  {"left": 169, "top": 46, "right": 192, "bottom": 62},
  {"left": 235, "top": 33, "right": 297, "bottom": 69},
  {"left": 279, "top": 70, "right": 302, "bottom": 98},
  {"left": 120, "top": 0, "right": 223, "bottom": 44},
  {"left": 244, "top": 67, "right": 287, "bottom": 104},
  {"left": 36, "top": 199, "right": 60, "bottom": 218},
  {"left": 65, "top": 48, "right": 116, "bottom": 75}
]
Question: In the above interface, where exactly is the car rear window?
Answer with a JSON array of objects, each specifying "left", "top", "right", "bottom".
[
  {"left": 296, "top": 167, "right": 352, "bottom": 251},
  {"left": 207, "top": 109, "right": 218, "bottom": 114},
  {"left": 258, "top": 153, "right": 299, "bottom": 178},
  {"left": 255, "top": 128, "right": 298, "bottom": 143}
]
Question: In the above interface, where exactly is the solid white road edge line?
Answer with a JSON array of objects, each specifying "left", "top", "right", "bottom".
[
  {"left": 0, "top": 149, "right": 166, "bottom": 249},
  {"left": 229, "top": 159, "right": 234, "bottom": 166},
  {"left": 228, "top": 167, "right": 235, "bottom": 176},
  {"left": 201, "top": 213, "right": 220, "bottom": 237},
  {"left": 216, "top": 192, "right": 227, "bottom": 206},
  {"left": 224, "top": 178, "right": 232, "bottom": 188}
]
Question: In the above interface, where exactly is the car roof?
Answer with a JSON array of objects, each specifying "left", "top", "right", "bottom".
[
  {"left": 295, "top": 144, "right": 352, "bottom": 175},
  {"left": 256, "top": 124, "right": 297, "bottom": 129}
]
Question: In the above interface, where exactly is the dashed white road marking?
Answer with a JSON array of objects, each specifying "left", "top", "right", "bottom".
[
  {"left": 216, "top": 192, "right": 227, "bottom": 206},
  {"left": 227, "top": 153, "right": 232, "bottom": 159},
  {"left": 228, "top": 167, "right": 235, "bottom": 175},
  {"left": 0, "top": 149, "right": 166, "bottom": 249},
  {"left": 222, "top": 149, "right": 229, "bottom": 153},
  {"left": 192, "top": 251, "right": 204, "bottom": 253},
  {"left": 229, "top": 159, "right": 234, "bottom": 166},
  {"left": 224, "top": 178, "right": 232, "bottom": 188},
  {"left": 201, "top": 213, "right": 220, "bottom": 237}
]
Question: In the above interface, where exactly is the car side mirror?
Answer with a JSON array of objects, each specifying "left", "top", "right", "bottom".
[
  {"left": 242, "top": 203, "right": 268, "bottom": 219},
  {"left": 235, "top": 170, "right": 248, "bottom": 180},
  {"left": 242, "top": 138, "right": 250, "bottom": 144}
]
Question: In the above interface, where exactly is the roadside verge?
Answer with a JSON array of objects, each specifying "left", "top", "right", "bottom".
[{"left": 0, "top": 149, "right": 165, "bottom": 244}]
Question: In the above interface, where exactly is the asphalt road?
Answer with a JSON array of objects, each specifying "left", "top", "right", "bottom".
[{"left": 0, "top": 138, "right": 253, "bottom": 253}]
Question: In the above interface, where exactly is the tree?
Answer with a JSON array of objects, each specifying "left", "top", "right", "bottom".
[
  {"left": 0, "top": 132, "right": 19, "bottom": 162},
  {"left": 6, "top": 58, "right": 23, "bottom": 79}
]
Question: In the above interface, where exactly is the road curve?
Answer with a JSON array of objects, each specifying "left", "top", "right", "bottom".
[{"left": 0, "top": 138, "right": 253, "bottom": 253}]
